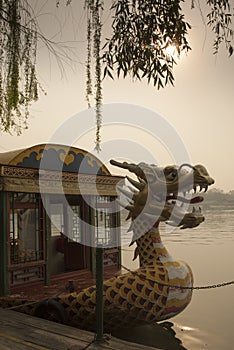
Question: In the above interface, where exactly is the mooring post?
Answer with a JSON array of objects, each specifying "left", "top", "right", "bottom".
[{"left": 95, "top": 244, "right": 104, "bottom": 343}]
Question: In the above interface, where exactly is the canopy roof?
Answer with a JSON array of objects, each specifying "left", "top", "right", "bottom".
[{"left": 0, "top": 144, "right": 110, "bottom": 175}]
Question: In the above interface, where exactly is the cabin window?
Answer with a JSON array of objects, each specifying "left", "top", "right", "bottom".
[
  {"left": 95, "top": 196, "right": 118, "bottom": 246},
  {"left": 68, "top": 205, "right": 81, "bottom": 242},
  {"left": 9, "top": 193, "right": 43, "bottom": 264}
]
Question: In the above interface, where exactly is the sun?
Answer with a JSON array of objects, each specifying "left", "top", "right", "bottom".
[{"left": 164, "top": 43, "right": 179, "bottom": 60}]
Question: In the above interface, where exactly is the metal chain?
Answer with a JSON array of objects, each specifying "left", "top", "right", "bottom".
[{"left": 120, "top": 264, "right": 234, "bottom": 290}]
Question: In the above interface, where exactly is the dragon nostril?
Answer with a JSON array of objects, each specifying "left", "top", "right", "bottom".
[{"left": 209, "top": 178, "right": 215, "bottom": 185}]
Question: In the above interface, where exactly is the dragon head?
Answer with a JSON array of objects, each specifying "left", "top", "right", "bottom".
[{"left": 110, "top": 160, "right": 214, "bottom": 240}]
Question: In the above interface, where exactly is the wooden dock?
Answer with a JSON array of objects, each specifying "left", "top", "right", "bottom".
[{"left": 0, "top": 308, "right": 160, "bottom": 350}]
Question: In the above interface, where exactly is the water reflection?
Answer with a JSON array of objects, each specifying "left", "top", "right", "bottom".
[
  {"left": 172, "top": 323, "right": 211, "bottom": 350},
  {"left": 112, "top": 322, "right": 187, "bottom": 350},
  {"left": 159, "top": 209, "right": 234, "bottom": 245},
  {"left": 113, "top": 321, "right": 213, "bottom": 350},
  {"left": 121, "top": 210, "right": 234, "bottom": 246},
  {"left": 120, "top": 210, "right": 234, "bottom": 350}
]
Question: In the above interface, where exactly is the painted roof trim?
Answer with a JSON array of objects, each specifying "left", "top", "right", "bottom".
[{"left": 0, "top": 144, "right": 110, "bottom": 175}]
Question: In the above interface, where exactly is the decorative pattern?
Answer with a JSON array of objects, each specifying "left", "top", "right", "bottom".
[
  {"left": 6, "top": 144, "right": 110, "bottom": 175},
  {"left": 54, "top": 227, "right": 192, "bottom": 331},
  {"left": 0, "top": 165, "right": 122, "bottom": 195},
  {"left": 69, "top": 205, "right": 81, "bottom": 242}
]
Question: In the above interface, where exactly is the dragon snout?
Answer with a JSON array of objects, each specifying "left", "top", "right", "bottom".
[
  {"left": 208, "top": 177, "right": 215, "bottom": 186},
  {"left": 192, "top": 164, "right": 215, "bottom": 188}
]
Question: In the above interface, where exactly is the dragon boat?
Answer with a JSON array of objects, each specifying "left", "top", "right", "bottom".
[{"left": 32, "top": 160, "right": 214, "bottom": 331}]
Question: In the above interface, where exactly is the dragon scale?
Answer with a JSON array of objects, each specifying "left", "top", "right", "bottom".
[{"left": 54, "top": 225, "right": 193, "bottom": 330}]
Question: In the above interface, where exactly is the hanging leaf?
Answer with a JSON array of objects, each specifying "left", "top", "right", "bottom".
[
  {"left": 84, "top": 0, "right": 104, "bottom": 152},
  {"left": 0, "top": 0, "right": 42, "bottom": 134}
]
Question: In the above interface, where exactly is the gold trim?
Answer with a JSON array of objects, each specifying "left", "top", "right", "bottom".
[{"left": 0, "top": 165, "right": 123, "bottom": 195}]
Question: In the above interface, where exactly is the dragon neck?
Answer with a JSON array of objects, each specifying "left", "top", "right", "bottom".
[{"left": 135, "top": 224, "right": 172, "bottom": 267}]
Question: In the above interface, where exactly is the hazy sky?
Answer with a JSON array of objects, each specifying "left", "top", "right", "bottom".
[{"left": 0, "top": 1, "right": 234, "bottom": 191}]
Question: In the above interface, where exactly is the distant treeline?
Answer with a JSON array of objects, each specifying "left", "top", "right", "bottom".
[{"left": 202, "top": 188, "right": 234, "bottom": 209}]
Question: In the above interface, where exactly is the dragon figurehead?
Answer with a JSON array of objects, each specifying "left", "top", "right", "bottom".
[{"left": 110, "top": 160, "right": 214, "bottom": 240}]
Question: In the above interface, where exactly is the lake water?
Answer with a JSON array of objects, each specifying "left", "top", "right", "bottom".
[{"left": 115, "top": 209, "right": 234, "bottom": 350}]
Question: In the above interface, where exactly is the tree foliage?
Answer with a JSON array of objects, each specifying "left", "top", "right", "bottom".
[
  {"left": 0, "top": 0, "right": 233, "bottom": 149},
  {"left": 102, "top": 0, "right": 191, "bottom": 88},
  {"left": 0, "top": 0, "right": 39, "bottom": 134},
  {"left": 206, "top": 0, "right": 233, "bottom": 56},
  {"left": 85, "top": 0, "right": 104, "bottom": 151},
  {"left": 203, "top": 187, "right": 234, "bottom": 209}
]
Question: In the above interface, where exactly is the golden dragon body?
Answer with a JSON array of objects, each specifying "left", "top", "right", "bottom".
[{"left": 51, "top": 160, "right": 214, "bottom": 331}]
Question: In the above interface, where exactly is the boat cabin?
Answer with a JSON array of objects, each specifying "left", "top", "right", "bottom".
[{"left": 0, "top": 144, "right": 122, "bottom": 297}]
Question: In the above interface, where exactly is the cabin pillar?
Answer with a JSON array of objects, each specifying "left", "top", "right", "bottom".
[
  {"left": 0, "top": 192, "right": 9, "bottom": 296},
  {"left": 89, "top": 197, "right": 96, "bottom": 274},
  {"left": 43, "top": 195, "right": 51, "bottom": 286}
]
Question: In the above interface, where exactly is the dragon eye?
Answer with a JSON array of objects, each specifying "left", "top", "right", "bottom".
[{"left": 168, "top": 172, "right": 177, "bottom": 180}]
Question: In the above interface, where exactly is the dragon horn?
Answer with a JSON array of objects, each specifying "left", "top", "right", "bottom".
[
  {"left": 126, "top": 176, "right": 144, "bottom": 191},
  {"left": 110, "top": 159, "right": 146, "bottom": 180}
]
